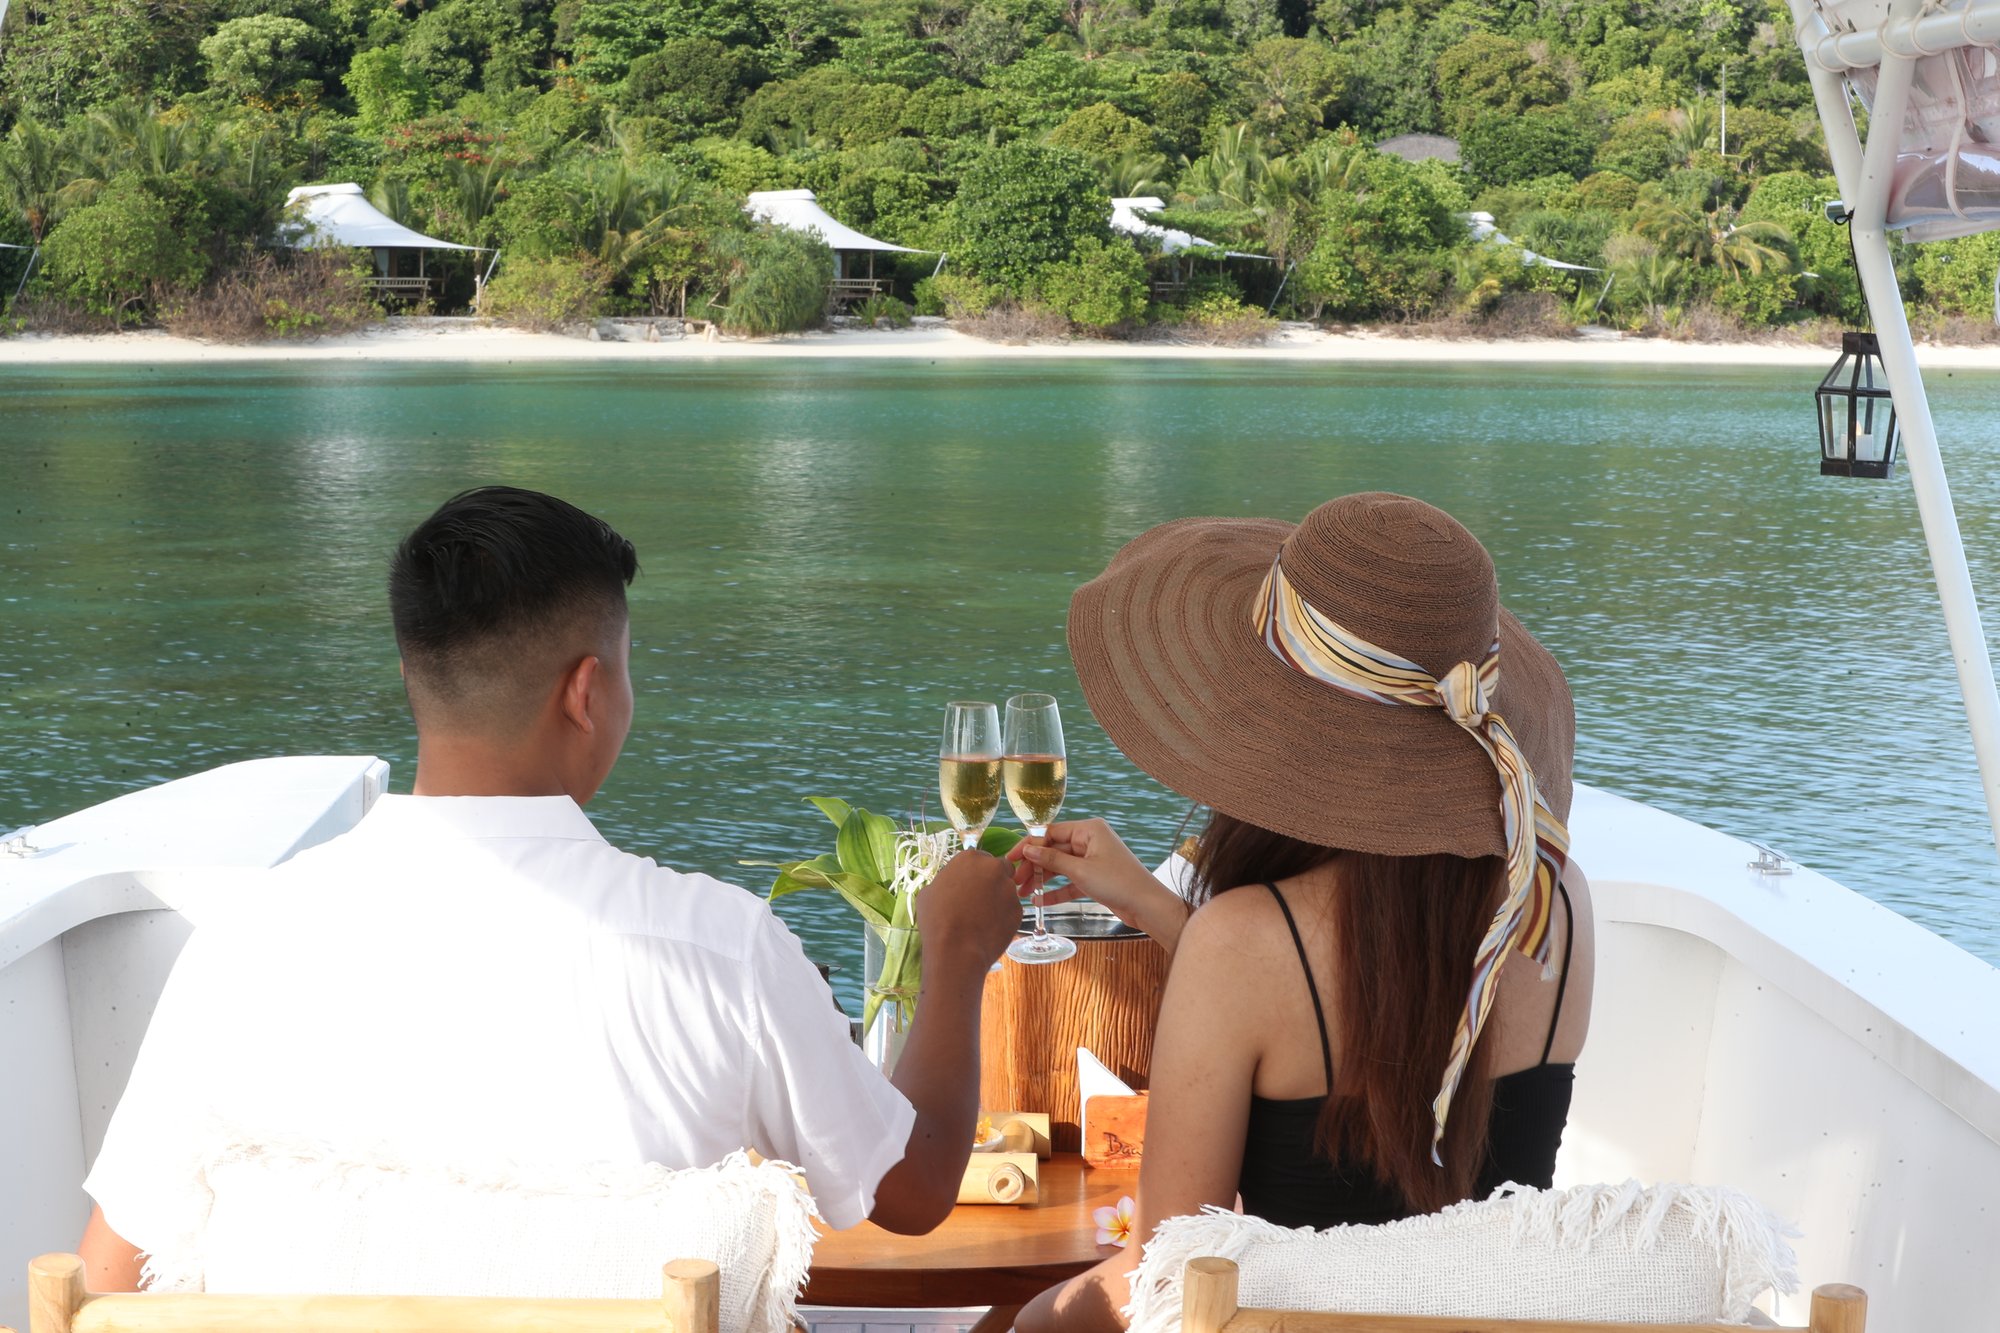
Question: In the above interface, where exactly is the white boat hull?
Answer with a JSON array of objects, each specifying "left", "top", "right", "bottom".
[{"left": 2, "top": 761, "right": 1995, "bottom": 1329}]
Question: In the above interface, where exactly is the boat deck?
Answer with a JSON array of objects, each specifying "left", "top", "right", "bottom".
[{"left": 803, "top": 1309, "right": 981, "bottom": 1333}]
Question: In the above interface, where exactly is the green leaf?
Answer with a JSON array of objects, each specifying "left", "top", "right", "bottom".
[
  {"left": 805, "top": 796, "right": 853, "bottom": 828},
  {"left": 835, "top": 807, "right": 899, "bottom": 886},
  {"left": 767, "top": 852, "right": 843, "bottom": 901},
  {"left": 978, "top": 825, "right": 1024, "bottom": 858},
  {"left": 765, "top": 855, "right": 895, "bottom": 927},
  {"left": 827, "top": 870, "right": 897, "bottom": 928}
]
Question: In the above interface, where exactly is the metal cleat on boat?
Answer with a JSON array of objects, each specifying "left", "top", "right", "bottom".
[
  {"left": 0, "top": 826, "right": 41, "bottom": 858},
  {"left": 1746, "top": 841, "right": 1795, "bottom": 876}
]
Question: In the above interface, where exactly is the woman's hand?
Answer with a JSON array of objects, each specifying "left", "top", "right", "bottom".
[{"left": 1006, "top": 818, "right": 1191, "bottom": 955}]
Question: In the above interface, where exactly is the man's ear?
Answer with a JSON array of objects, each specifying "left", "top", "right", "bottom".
[{"left": 559, "top": 654, "right": 603, "bottom": 734}]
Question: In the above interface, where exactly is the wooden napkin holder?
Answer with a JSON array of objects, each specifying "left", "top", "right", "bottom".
[
  {"left": 989, "top": 1111, "right": 1052, "bottom": 1158},
  {"left": 1081, "top": 1093, "right": 1148, "bottom": 1168},
  {"left": 958, "top": 1151, "right": 1039, "bottom": 1205},
  {"left": 955, "top": 1111, "right": 1052, "bottom": 1205}
]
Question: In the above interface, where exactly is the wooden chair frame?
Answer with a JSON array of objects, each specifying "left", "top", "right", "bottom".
[
  {"left": 1179, "top": 1257, "right": 1868, "bottom": 1333},
  {"left": 23, "top": 1252, "right": 721, "bottom": 1333}
]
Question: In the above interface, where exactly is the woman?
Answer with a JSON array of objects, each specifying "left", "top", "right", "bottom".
[{"left": 1010, "top": 493, "right": 1595, "bottom": 1333}]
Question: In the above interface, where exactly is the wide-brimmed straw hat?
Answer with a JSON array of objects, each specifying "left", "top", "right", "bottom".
[{"left": 1067, "top": 492, "right": 1574, "bottom": 859}]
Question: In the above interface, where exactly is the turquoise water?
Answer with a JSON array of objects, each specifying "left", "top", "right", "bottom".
[{"left": 4, "top": 357, "right": 1999, "bottom": 991}]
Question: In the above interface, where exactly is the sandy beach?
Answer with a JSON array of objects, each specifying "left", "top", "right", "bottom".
[{"left": 7, "top": 318, "right": 2000, "bottom": 368}]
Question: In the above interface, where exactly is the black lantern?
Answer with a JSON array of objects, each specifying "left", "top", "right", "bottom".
[{"left": 1816, "top": 332, "right": 1900, "bottom": 479}]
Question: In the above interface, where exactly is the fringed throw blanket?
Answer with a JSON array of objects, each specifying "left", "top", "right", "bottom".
[{"left": 1126, "top": 1180, "right": 1799, "bottom": 1332}]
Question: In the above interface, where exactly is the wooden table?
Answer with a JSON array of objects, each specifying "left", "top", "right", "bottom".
[{"left": 804, "top": 1155, "right": 1139, "bottom": 1315}]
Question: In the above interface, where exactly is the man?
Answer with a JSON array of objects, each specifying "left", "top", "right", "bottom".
[{"left": 80, "top": 486, "right": 1021, "bottom": 1290}]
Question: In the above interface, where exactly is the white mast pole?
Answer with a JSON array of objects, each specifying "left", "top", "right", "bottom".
[{"left": 1791, "top": 0, "right": 2000, "bottom": 864}]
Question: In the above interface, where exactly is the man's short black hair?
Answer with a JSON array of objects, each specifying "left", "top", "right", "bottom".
[{"left": 390, "top": 486, "right": 638, "bottom": 729}]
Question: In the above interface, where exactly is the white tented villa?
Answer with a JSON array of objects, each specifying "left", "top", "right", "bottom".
[
  {"left": 1110, "top": 196, "right": 1270, "bottom": 299},
  {"left": 282, "top": 184, "right": 495, "bottom": 306},
  {"left": 744, "top": 188, "right": 933, "bottom": 309}
]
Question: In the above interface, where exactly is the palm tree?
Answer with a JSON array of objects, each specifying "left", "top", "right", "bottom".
[
  {"left": 1635, "top": 201, "right": 1793, "bottom": 281},
  {"left": 0, "top": 119, "right": 74, "bottom": 241},
  {"left": 368, "top": 178, "right": 416, "bottom": 231},
  {"left": 569, "top": 159, "right": 716, "bottom": 298},
  {"left": 1179, "top": 123, "right": 1266, "bottom": 212},
  {"left": 1094, "top": 148, "right": 1170, "bottom": 199},
  {"left": 446, "top": 155, "right": 513, "bottom": 247},
  {"left": 71, "top": 103, "right": 221, "bottom": 190},
  {"left": 1669, "top": 99, "right": 1719, "bottom": 165}
]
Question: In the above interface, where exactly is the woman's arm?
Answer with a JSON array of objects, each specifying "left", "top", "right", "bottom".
[
  {"left": 1015, "top": 892, "right": 1267, "bottom": 1332},
  {"left": 1006, "top": 819, "right": 1193, "bottom": 957}
]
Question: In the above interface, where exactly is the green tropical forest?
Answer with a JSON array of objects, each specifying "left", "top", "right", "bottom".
[{"left": 1, "top": 0, "right": 1994, "bottom": 339}]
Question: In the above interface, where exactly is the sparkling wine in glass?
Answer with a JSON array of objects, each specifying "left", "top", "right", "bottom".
[
  {"left": 939, "top": 702, "right": 1003, "bottom": 851},
  {"left": 1004, "top": 692, "right": 1075, "bottom": 964}
]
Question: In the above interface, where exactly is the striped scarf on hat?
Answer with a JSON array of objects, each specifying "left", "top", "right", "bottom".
[{"left": 1252, "top": 555, "right": 1570, "bottom": 1166}]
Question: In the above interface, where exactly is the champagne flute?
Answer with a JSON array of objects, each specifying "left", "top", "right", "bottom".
[
  {"left": 939, "top": 702, "right": 1003, "bottom": 851},
  {"left": 1004, "top": 692, "right": 1075, "bottom": 964}
]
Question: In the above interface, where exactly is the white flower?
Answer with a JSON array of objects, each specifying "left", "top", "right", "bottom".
[{"left": 889, "top": 826, "right": 957, "bottom": 897}]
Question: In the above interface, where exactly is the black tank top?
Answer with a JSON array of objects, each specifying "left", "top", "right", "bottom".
[{"left": 1236, "top": 879, "right": 1577, "bottom": 1229}]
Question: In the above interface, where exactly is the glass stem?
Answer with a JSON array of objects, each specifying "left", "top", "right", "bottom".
[{"left": 1029, "top": 825, "right": 1048, "bottom": 938}]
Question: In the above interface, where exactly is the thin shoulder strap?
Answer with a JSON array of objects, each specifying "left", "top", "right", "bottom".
[
  {"left": 1539, "top": 876, "right": 1578, "bottom": 1066},
  {"left": 1261, "top": 881, "right": 1333, "bottom": 1096}
]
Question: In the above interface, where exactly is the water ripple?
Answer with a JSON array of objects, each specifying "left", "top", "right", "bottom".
[{"left": 3, "top": 358, "right": 1997, "bottom": 1000}]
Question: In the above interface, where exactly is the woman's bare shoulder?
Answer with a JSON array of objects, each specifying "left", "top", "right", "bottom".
[{"left": 1173, "top": 883, "right": 1309, "bottom": 982}]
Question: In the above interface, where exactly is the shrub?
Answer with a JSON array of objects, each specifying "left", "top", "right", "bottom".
[
  {"left": 1037, "top": 236, "right": 1148, "bottom": 331},
  {"left": 161, "top": 247, "right": 381, "bottom": 342},
  {"left": 41, "top": 177, "right": 205, "bottom": 321},
  {"left": 1461, "top": 107, "right": 1601, "bottom": 188},
  {"left": 710, "top": 226, "right": 834, "bottom": 335},
  {"left": 947, "top": 141, "right": 1109, "bottom": 294},
  {"left": 1047, "top": 102, "right": 1158, "bottom": 157},
  {"left": 853, "top": 292, "right": 912, "bottom": 326},
  {"left": 6, "top": 293, "right": 118, "bottom": 335},
  {"left": 1297, "top": 153, "right": 1462, "bottom": 320},
  {"left": 200, "top": 15, "right": 319, "bottom": 102},
  {"left": 1739, "top": 171, "right": 1861, "bottom": 320},
  {"left": 913, "top": 272, "right": 999, "bottom": 318},
  {"left": 1909, "top": 231, "right": 2000, "bottom": 320},
  {"left": 958, "top": 301, "right": 1072, "bottom": 343},
  {"left": 1574, "top": 171, "right": 1642, "bottom": 213},
  {"left": 345, "top": 47, "right": 433, "bottom": 135},
  {"left": 1595, "top": 112, "right": 1678, "bottom": 182},
  {"left": 1148, "top": 289, "right": 1275, "bottom": 344},
  {"left": 620, "top": 39, "right": 745, "bottom": 128},
  {"left": 481, "top": 256, "right": 611, "bottom": 330}
]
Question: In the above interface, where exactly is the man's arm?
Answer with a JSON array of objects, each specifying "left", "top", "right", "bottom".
[
  {"left": 866, "top": 851, "right": 1021, "bottom": 1235},
  {"left": 79, "top": 1205, "right": 144, "bottom": 1292}
]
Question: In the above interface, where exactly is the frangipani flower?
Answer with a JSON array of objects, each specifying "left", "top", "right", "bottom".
[{"left": 1093, "top": 1195, "right": 1136, "bottom": 1248}]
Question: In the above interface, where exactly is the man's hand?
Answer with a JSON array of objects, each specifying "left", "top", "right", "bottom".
[
  {"left": 917, "top": 849, "right": 1021, "bottom": 972},
  {"left": 866, "top": 850, "right": 1016, "bottom": 1235}
]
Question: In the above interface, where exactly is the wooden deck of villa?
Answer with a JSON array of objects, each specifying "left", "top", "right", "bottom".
[
  {"left": 829, "top": 276, "right": 891, "bottom": 308},
  {"left": 365, "top": 275, "right": 434, "bottom": 301}
]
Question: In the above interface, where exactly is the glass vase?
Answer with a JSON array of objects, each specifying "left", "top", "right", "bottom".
[{"left": 862, "top": 922, "right": 921, "bottom": 1076}]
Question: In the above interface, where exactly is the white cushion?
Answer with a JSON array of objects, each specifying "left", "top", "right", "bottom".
[
  {"left": 1125, "top": 1181, "right": 1799, "bottom": 1332},
  {"left": 143, "top": 1140, "right": 820, "bottom": 1333}
]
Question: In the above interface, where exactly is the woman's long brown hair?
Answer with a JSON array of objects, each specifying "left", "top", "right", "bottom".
[{"left": 1191, "top": 810, "right": 1502, "bottom": 1215}]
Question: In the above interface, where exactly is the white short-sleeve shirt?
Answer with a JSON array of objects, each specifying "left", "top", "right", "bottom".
[{"left": 85, "top": 795, "right": 914, "bottom": 1246}]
